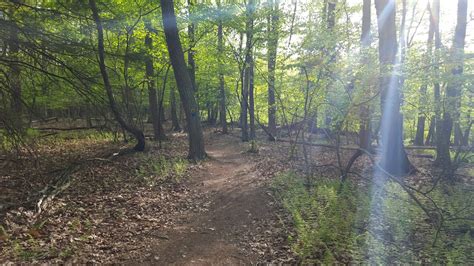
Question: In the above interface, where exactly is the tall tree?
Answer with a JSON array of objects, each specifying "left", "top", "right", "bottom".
[
  {"left": 241, "top": 0, "right": 255, "bottom": 141},
  {"left": 7, "top": 9, "right": 22, "bottom": 131},
  {"left": 89, "top": 0, "right": 145, "bottom": 151},
  {"left": 170, "top": 85, "right": 181, "bottom": 131},
  {"left": 414, "top": 2, "right": 436, "bottom": 146},
  {"left": 267, "top": 0, "right": 279, "bottom": 140},
  {"left": 217, "top": 0, "right": 228, "bottom": 134},
  {"left": 435, "top": 0, "right": 468, "bottom": 167},
  {"left": 187, "top": 0, "right": 197, "bottom": 92},
  {"left": 145, "top": 20, "right": 166, "bottom": 141},
  {"left": 160, "top": 0, "right": 206, "bottom": 160},
  {"left": 359, "top": 0, "right": 372, "bottom": 149},
  {"left": 374, "top": 0, "right": 411, "bottom": 176}
]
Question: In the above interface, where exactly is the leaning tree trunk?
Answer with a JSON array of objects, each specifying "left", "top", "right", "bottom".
[
  {"left": 145, "top": 20, "right": 166, "bottom": 141},
  {"left": 267, "top": 0, "right": 279, "bottom": 140},
  {"left": 217, "top": 5, "right": 228, "bottom": 134},
  {"left": 160, "top": 0, "right": 206, "bottom": 160},
  {"left": 89, "top": 0, "right": 145, "bottom": 151},
  {"left": 375, "top": 0, "right": 411, "bottom": 176},
  {"left": 435, "top": 0, "right": 467, "bottom": 168}
]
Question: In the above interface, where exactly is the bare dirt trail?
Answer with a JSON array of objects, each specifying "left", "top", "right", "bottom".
[{"left": 145, "top": 132, "right": 283, "bottom": 265}]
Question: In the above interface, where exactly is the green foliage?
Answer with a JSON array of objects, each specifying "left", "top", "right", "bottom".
[
  {"left": 272, "top": 171, "right": 474, "bottom": 264},
  {"left": 136, "top": 154, "right": 189, "bottom": 185},
  {"left": 271, "top": 172, "right": 362, "bottom": 263}
]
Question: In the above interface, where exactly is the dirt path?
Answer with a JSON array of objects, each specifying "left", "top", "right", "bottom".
[{"left": 144, "top": 132, "right": 281, "bottom": 265}]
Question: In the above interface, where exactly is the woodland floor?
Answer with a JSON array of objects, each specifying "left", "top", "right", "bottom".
[
  {"left": 0, "top": 126, "right": 296, "bottom": 264},
  {"left": 1, "top": 123, "right": 472, "bottom": 264}
]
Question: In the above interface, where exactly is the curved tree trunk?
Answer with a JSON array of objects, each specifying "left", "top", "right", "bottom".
[
  {"left": 89, "top": 0, "right": 145, "bottom": 151},
  {"left": 160, "top": 0, "right": 206, "bottom": 160}
]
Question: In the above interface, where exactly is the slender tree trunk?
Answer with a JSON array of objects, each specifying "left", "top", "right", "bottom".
[
  {"left": 217, "top": 7, "right": 228, "bottom": 134},
  {"left": 359, "top": 0, "right": 371, "bottom": 150},
  {"left": 241, "top": 0, "right": 255, "bottom": 141},
  {"left": 187, "top": 0, "right": 197, "bottom": 92},
  {"left": 7, "top": 11, "right": 22, "bottom": 131},
  {"left": 145, "top": 21, "right": 166, "bottom": 141},
  {"left": 414, "top": 2, "right": 436, "bottom": 146},
  {"left": 249, "top": 53, "right": 255, "bottom": 140},
  {"left": 375, "top": 0, "right": 411, "bottom": 176},
  {"left": 435, "top": 0, "right": 467, "bottom": 167},
  {"left": 170, "top": 86, "right": 181, "bottom": 131},
  {"left": 89, "top": 0, "right": 145, "bottom": 151},
  {"left": 425, "top": 117, "right": 435, "bottom": 145},
  {"left": 267, "top": 0, "right": 279, "bottom": 140},
  {"left": 161, "top": 0, "right": 206, "bottom": 160}
]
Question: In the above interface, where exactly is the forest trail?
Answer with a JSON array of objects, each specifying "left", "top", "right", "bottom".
[{"left": 146, "top": 132, "right": 277, "bottom": 265}]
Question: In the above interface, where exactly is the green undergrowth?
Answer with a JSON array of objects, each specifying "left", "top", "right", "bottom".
[
  {"left": 136, "top": 153, "right": 189, "bottom": 186},
  {"left": 271, "top": 171, "right": 473, "bottom": 264}
]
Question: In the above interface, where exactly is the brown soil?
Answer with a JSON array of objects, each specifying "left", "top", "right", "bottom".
[{"left": 141, "top": 132, "right": 292, "bottom": 264}]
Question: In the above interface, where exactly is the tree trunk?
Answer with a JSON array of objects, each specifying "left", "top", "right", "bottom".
[
  {"left": 375, "top": 0, "right": 411, "bottom": 176},
  {"left": 425, "top": 117, "right": 435, "bottom": 145},
  {"left": 217, "top": 7, "right": 228, "bottom": 134},
  {"left": 414, "top": 5, "right": 436, "bottom": 146},
  {"left": 435, "top": 0, "right": 467, "bottom": 167},
  {"left": 358, "top": 0, "right": 371, "bottom": 150},
  {"left": 7, "top": 10, "right": 23, "bottom": 131},
  {"left": 145, "top": 20, "right": 166, "bottom": 141},
  {"left": 170, "top": 86, "right": 181, "bottom": 131},
  {"left": 267, "top": 0, "right": 279, "bottom": 140},
  {"left": 241, "top": 0, "right": 255, "bottom": 142},
  {"left": 187, "top": 0, "right": 197, "bottom": 92},
  {"left": 160, "top": 0, "right": 206, "bottom": 160},
  {"left": 249, "top": 53, "right": 255, "bottom": 140},
  {"left": 89, "top": 0, "right": 145, "bottom": 151}
]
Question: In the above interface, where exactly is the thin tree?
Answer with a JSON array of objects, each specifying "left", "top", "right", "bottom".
[
  {"left": 217, "top": 0, "right": 228, "bottom": 134},
  {"left": 187, "top": 0, "right": 197, "bottom": 92},
  {"left": 414, "top": 2, "right": 435, "bottom": 146},
  {"left": 160, "top": 0, "right": 206, "bottom": 160},
  {"left": 89, "top": 0, "right": 145, "bottom": 151},
  {"left": 241, "top": 0, "right": 255, "bottom": 141},
  {"left": 145, "top": 20, "right": 166, "bottom": 141},
  {"left": 267, "top": 0, "right": 279, "bottom": 141},
  {"left": 170, "top": 85, "right": 181, "bottom": 131}
]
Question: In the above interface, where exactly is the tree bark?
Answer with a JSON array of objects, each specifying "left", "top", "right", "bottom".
[
  {"left": 7, "top": 10, "right": 23, "bottom": 131},
  {"left": 375, "top": 0, "right": 411, "bottom": 176},
  {"left": 160, "top": 0, "right": 206, "bottom": 160},
  {"left": 267, "top": 0, "right": 279, "bottom": 141},
  {"left": 414, "top": 2, "right": 436, "bottom": 146},
  {"left": 170, "top": 86, "right": 181, "bottom": 131},
  {"left": 217, "top": 6, "right": 228, "bottom": 134},
  {"left": 358, "top": 0, "right": 371, "bottom": 150},
  {"left": 145, "top": 20, "right": 166, "bottom": 141},
  {"left": 241, "top": 0, "right": 255, "bottom": 141},
  {"left": 435, "top": 0, "right": 467, "bottom": 167},
  {"left": 89, "top": 0, "right": 145, "bottom": 151},
  {"left": 187, "top": 0, "right": 197, "bottom": 92}
]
